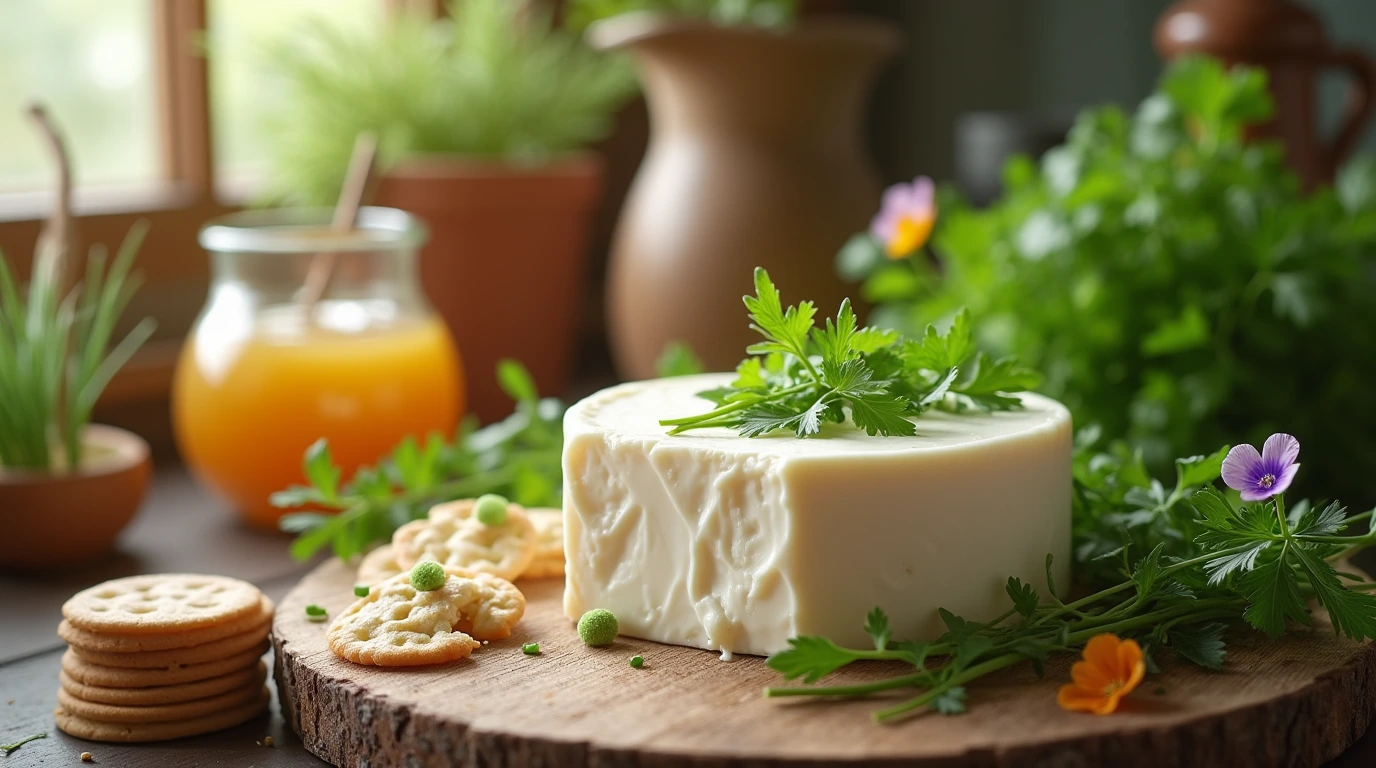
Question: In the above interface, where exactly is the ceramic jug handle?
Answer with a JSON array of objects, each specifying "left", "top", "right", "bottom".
[{"left": 1321, "top": 48, "right": 1376, "bottom": 175}]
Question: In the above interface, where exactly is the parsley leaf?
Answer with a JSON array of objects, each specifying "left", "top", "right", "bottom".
[
  {"left": 848, "top": 392, "right": 917, "bottom": 437},
  {"left": 1175, "top": 446, "right": 1229, "bottom": 491},
  {"left": 1291, "top": 500, "right": 1347, "bottom": 537},
  {"left": 1203, "top": 541, "right": 1271, "bottom": 585},
  {"left": 663, "top": 270, "right": 1036, "bottom": 437},
  {"left": 1169, "top": 622, "right": 1227, "bottom": 671},
  {"left": 1005, "top": 577, "right": 1039, "bottom": 617},
  {"left": 1289, "top": 545, "right": 1376, "bottom": 640},
  {"left": 864, "top": 607, "right": 891, "bottom": 651},
  {"left": 766, "top": 635, "right": 861, "bottom": 684},
  {"left": 931, "top": 686, "right": 968, "bottom": 715},
  {"left": 744, "top": 267, "right": 816, "bottom": 364},
  {"left": 903, "top": 310, "right": 973, "bottom": 371},
  {"left": 1240, "top": 548, "right": 1310, "bottom": 637}
]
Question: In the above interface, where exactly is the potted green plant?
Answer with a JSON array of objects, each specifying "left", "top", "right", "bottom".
[
  {"left": 0, "top": 106, "right": 155, "bottom": 571},
  {"left": 257, "top": 0, "right": 636, "bottom": 422}
]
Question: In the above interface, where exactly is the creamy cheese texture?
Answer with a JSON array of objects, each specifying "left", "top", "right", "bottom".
[{"left": 562, "top": 373, "right": 1072, "bottom": 657}]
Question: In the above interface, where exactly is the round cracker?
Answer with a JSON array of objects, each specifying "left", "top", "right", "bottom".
[
  {"left": 443, "top": 567, "right": 526, "bottom": 641},
  {"left": 67, "top": 617, "right": 269, "bottom": 668},
  {"left": 63, "top": 574, "right": 262, "bottom": 634},
  {"left": 356, "top": 543, "right": 404, "bottom": 585},
  {"left": 60, "top": 661, "right": 266, "bottom": 706},
  {"left": 54, "top": 686, "right": 269, "bottom": 743},
  {"left": 59, "top": 596, "right": 274, "bottom": 652},
  {"left": 327, "top": 572, "right": 481, "bottom": 666},
  {"left": 392, "top": 499, "right": 537, "bottom": 581},
  {"left": 57, "top": 677, "right": 264, "bottom": 723},
  {"left": 61, "top": 643, "right": 267, "bottom": 688}
]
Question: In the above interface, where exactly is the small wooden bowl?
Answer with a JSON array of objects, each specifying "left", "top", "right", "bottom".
[{"left": 0, "top": 425, "right": 152, "bottom": 572}]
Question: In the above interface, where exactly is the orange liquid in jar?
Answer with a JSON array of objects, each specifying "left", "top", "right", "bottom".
[{"left": 173, "top": 313, "right": 463, "bottom": 529}]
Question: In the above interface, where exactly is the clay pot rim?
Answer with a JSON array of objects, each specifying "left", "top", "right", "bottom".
[
  {"left": 0, "top": 424, "right": 150, "bottom": 485},
  {"left": 385, "top": 151, "right": 604, "bottom": 182},
  {"left": 586, "top": 11, "right": 901, "bottom": 54}
]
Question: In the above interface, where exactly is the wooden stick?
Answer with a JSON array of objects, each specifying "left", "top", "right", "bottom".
[
  {"left": 298, "top": 132, "right": 379, "bottom": 312},
  {"left": 26, "top": 102, "right": 75, "bottom": 298}
]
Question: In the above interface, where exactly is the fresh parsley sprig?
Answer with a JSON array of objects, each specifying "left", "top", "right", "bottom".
[
  {"left": 764, "top": 443, "right": 1376, "bottom": 722},
  {"left": 659, "top": 268, "right": 1040, "bottom": 437},
  {"left": 274, "top": 360, "right": 564, "bottom": 561}
]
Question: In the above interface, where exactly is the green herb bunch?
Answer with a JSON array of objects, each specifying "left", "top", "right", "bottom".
[
  {"left": 661, "top": 268, "right": 1040, "bottom": 437},
  {"left": 258, "top": 0, "right": 637, "bottom": 204},
  {"left": 274, "top": 360, "right": 563, "bottom": 561},
  {"left": 765, "top": 438, "right": 1376, "bottom": 722},
  {"left": 567, "top": 0, "right": 797, "bottom": 30},
  {"left": 842, "top": 56, "right": 1376, "bottom": 504}
]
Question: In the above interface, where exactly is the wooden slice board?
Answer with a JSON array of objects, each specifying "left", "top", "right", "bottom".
[{"left": 274, "top": 559, "right": 1376, "bottom": 768}]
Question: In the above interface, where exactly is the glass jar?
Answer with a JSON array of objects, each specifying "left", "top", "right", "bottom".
[{"left": 173, "top": 207, "right": 464, "bottom": 529}]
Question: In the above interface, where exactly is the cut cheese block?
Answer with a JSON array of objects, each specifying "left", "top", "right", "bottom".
[{"left": 562, "top": 373, "right": 1072, "bottom": 658}]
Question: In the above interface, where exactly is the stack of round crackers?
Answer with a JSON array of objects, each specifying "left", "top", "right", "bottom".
[{"left": 54, "top": 574, "right": 273, "bottom": 743}]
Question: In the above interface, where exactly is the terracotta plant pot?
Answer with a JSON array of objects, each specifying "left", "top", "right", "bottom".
[
  {"left": 590, "top": 14, "right": 900, "bottom": 379},
  {"left": 0, "top": 425, "right": 152, "bottom": 572},
  {"left": 376, "top": 155, "right": 604, "bottom": 422}
]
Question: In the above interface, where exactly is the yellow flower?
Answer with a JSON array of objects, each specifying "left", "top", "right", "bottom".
[
  {"left": 870, "top": 176, "right": 937, "bottom": 259},
  {"left": 1056, "top": 634, "right": 1145, "bottom": 715}
]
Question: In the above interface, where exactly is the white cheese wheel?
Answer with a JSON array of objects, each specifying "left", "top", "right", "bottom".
[{"left": 562, "top": 373, "right": 1072, "bottom": 657}]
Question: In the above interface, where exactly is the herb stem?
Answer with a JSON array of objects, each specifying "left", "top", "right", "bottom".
[
  {"left": 658, "top": 383, "right": 814, "bottom": 428},
  {"left": 766, "top": 672, "right": 927, "bottom": 699},
  {"left": 0, "top": 732, "right": 47, "bottom": 753},
  {"left": 873, "top": 653, "right": 1025, "bottom": 723}
]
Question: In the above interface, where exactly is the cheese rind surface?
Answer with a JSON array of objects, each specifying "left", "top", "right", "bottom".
[{"left": 563, "top": 373, "right": 1072, "bottom": 657}]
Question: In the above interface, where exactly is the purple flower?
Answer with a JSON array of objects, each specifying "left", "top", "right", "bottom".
[
  {"left": 870, "top": 176, "right": 937, "bottom": 259},
  {"left": 1221, "top": 433, "right": 1300, "bottom": 502}
]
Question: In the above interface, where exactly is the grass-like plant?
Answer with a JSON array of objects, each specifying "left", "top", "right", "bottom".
[
  {"left": 258, "top": 0, "right": 638, "bottom": 205},
  {"left": 566, "top": 0, "right": 798, "bottom": 30},
  {"left": 0, "top": 107, "right": 154, "bottom": 472}
]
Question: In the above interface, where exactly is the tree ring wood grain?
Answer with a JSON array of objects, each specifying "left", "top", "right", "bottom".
[{"left": 273, "top": 558, "right": 1376, "bottom": 767}]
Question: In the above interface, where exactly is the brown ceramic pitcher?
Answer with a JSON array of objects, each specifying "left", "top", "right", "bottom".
[
  {"left": 590, "top": 13, "right": 899, "bottom": 379},
  {"left": 1156, "top": 0, "right": 1376, "bottom": 187}
]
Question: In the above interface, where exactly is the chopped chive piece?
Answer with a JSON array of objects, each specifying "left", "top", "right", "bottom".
[
  {"left": 305, "top": 604, "right": 328, "bottom": 621},
  {"left": 522, "top": 643, "right": 541, "bottom": 655},
  {"left": 353, "top": 585, "right": 370, "bottom": 597},
  {"left": 630, "top": 655, "right": 644, "bottom": 668},
  {"left": 1, "top": 732, "right": 47, "bottom": 753}
]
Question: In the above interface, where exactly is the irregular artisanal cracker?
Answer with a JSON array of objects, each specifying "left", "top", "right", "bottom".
[
  {"left": 519, "top": 508, "right": 565, "bottom": 579},
  {"left": 443, "top": 567, "right": 526, "bottom": 640},
  {"left": 58, "top": 596, "right": 274, "bottom": 653},
  {"left": 67, "top": 620, "right": 269, "bottom": 669},
  {"left": 59, "top": 661, "right": 266, "bottom": 707},
  {"left": 61, "top": 643, "right": 267, "bottom": 688},
  {"left": 57, "top": 680, "right": 263, "bottom": 723},
  {"left": 54, "top": 686, "right": 269, "bottom": 743},
  {"left": 326, "top": 573, "right": 483, "bottom": 666},
  {"left": 357, "top": 543, "right": 405, "bottom": 585},
  {"left": 392, "top": 499, "right": 538, "bottom": 581},
  {"left": 63, "top": 574, "right": 262, "bottom": 634}
]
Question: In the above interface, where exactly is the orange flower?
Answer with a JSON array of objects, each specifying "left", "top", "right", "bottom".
[{"left": 1056, "top": 634, "right": 1146, "bottom": 715}]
